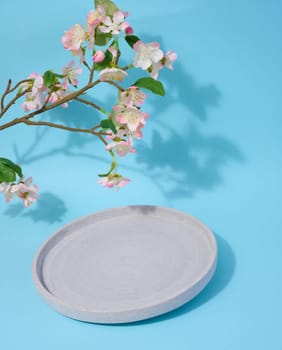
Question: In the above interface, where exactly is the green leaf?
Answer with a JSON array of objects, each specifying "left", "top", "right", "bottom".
[
  {"left": 95, "top": 30, "right": 112, "bottom": 46},
  {"left": 94, "top": 50, "right": 113, "bottom": 70},
  {"left": 100, "top": 119, "right": 117, "bottom": 134},
  {"left": 95, "top": 0, "right": 119, "bottom": 16},
  {"left": 133, "top": 77, "right": 165, "bottom": 96},
  {"left": 0, "top": 158, "right": 23, "bottom": 178},
  {"left": 0, "top": 163, "right": 16, "bottom": 182},
  {"left": 43, "top": 70, "right": 56, "bottom": 87},
  {"left": 125, "top": 35, "right": 140, "bottom": 48}
]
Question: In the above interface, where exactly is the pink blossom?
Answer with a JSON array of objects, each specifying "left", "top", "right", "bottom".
[
  {"left": 99, "top": 11, "right": 128, "bottom": 35},
  {"left": 108, "top": 46, "right": 118, "bottom": 60},
  {"left": 87, "top": 6, "right": 105, "bottom": 32},
  {"left": 62, "top": 60, "right": 83, "bottom": 88},
  {"left": 99, "top": 68, "right": 128, "bottom": 81},
  {"left": 21, "top": 72, "right": 47, "bottom": 111},
  {"left": 106, "top": 140, "right": 136, "bottom": 157},
  {"left": 120, "top": 86, "right": 146, "bottom": 107},
  {"left": 149, "top": 61, "right": 163, "bottom": 80},
  {"left": 147, "top": 51, "right": 177, "bottom": 79},
  {"left": 113, "top": 105, "right": 148, "bottom": 132},
  {"left": 106, "top": 124, "right": 144, "bottom": 142},
  {"left": 11, "top": 177, "right": 39, "bottom": 208},
  {"left": 105, "top": 127, "right": 129, "bottom": 141},
  {"left": 93, "top": 50, "right": 105, "bottom": 63},
  {"left": 133, "top": 41, "right": 163, "bottom": 70},
  {"left": 21, "top": 93, "right": 42, "bottom": 112},
  {"left": 48, "top": 86, "right": 68, "bottom": 108},
  {"left": 131, "top": 124, "right": 144, "bottom": 139},
  {"left": 87, "top": 6, "right": 105, "bottom": 48},
  {"left": 98, "top": 174, "right": 130, "bottom": 188},
  {"left": 0, "top": 183, "right": 14, "bottom": 203},
  {"left": 19, "top": 72, "right": 45, "bottom": 95},
  {"left": 62, "top": 24, "right": 86, "bottom": 51},
  {"left": 164, "top": 50, "right": 177, "bottom": 69},
  {"left": 29, "top": 72, "right": 44, "bottom": 93}
]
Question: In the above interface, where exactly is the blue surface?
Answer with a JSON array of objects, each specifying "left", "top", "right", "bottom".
[{"left": 1, "top": 0, "right": 282, "bottom": 348}]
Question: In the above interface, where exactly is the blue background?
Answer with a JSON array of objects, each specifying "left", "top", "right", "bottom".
[{"left": 1, "top": 0, "right": 282, "bottom": 348}]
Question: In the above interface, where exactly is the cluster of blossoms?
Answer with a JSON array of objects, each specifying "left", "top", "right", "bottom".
[
  {"left": 0, "top": 177, "right": 39, "bottom": 208},
  {"left": 20, "top": 61, "right": 83, "bottom": 112},
  {"left": 98, "top": 86, "right": 147, "bottom": 188},
  {"left": 0, "top": 0, "right": 176, "bottom": 205}
]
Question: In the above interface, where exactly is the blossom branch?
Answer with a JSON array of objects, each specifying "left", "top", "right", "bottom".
[
  {"left": 0, "top": 79, "right": 102, "bottom": 131},
  {"left": 0, "top": 0, "right": 177, "bottom": 199}
]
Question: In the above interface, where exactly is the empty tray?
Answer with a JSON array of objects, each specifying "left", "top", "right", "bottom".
[{"left": 32, "top": 205, "right": 217, "bottom": 323}]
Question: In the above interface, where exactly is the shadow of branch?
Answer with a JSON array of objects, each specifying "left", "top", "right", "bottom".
[
  {"left": 11, "top": 34, "right": 244, "bottom": 200},
  {"left": 4, "top": 192, "right": 67, "bottom": 224},
  {"left": 136, "top": 124, "right": 244, "bottom": 198}
]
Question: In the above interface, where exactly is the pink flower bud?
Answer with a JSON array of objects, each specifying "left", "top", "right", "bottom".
[
  {"left": 124, "top": 22, "right": 134, "bottom": 35},
  {"left": 93, "top": 50, "right": 105, "bottom": 63}
]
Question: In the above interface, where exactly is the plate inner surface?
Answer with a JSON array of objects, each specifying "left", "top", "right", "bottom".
[{"left": 40, "top": 208, "right": 215, "bottom": 312}]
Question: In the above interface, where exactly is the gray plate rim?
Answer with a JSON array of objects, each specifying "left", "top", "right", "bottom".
[{"left": 32, "top": 205, "right": 217, "bottom": 323}]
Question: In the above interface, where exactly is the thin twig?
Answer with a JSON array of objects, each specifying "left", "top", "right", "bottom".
[
  {"left": 8, "top": 79, "right": 32, "bottom": 94},
  {"left": 103, "top": 80, "right": 125, "bottom": 92},
  {"left": 0, "top": 79, "right": 12, "bottom": 112},
  {"left": 21, "top": 118, "right": 104, "bottom": 136},
  {"left": 43, "top": 91, "right": 52, "bottom": 108},
  {"left": 1, "top": 78, "right": 32, "bottom": 118},
  {"left": 90, "top": 124, "right": 101, "bottom": 131},
  {"left": 89, "top": 62, "right": 95, "bottom": 83},
  {"left": 98, "top": 134, "right": 108, "bottom": 146},
  {"left": 0, "top": 90, "right": 30, "bottom": 118},
  {"left": 83, "top": 60, "right": 92, "bottom": 73},
  {"left": 74, "top": 96, "right": 109, "bottom": 115}
]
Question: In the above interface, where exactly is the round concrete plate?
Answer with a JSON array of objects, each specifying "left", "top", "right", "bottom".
[{"left": 32, "top": 206, "right": 217, "bottom": 324}]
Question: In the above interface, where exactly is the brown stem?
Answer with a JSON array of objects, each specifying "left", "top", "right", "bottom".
[
  {"left": 89, "top": 62, "right": 95, "bottom": 83},
  {"left": 0, "top": 79, "right": 34, "bottom": 118},
  {"left": 43, "top": 91, "right": 52, "bottom": 108},
  {"left": 98, "top": 134, "right": 108, "bottom": 146},
  {"left": 0, "top": 79, "right": 12, "bottom": 112},
  {"left": 8, "top": 79, "right": 32, "bottom": 94},
  {"left": 103, "top": 80, "right": 125, "bottom": 92},
  {"left": 83, "top": 60, "right": 92, "bottom": 73},
  {"left": 74, "top": 96, "right": 109, "bottom": 115},
  {"left": 21, "top": 118, "right": 104, "bottom": 136},
  {"left": 90, "top": 124, "right": 101, "bottom": 131},
  {"left": 0, "top": 90, "right": 30, "bottom": 118}
]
